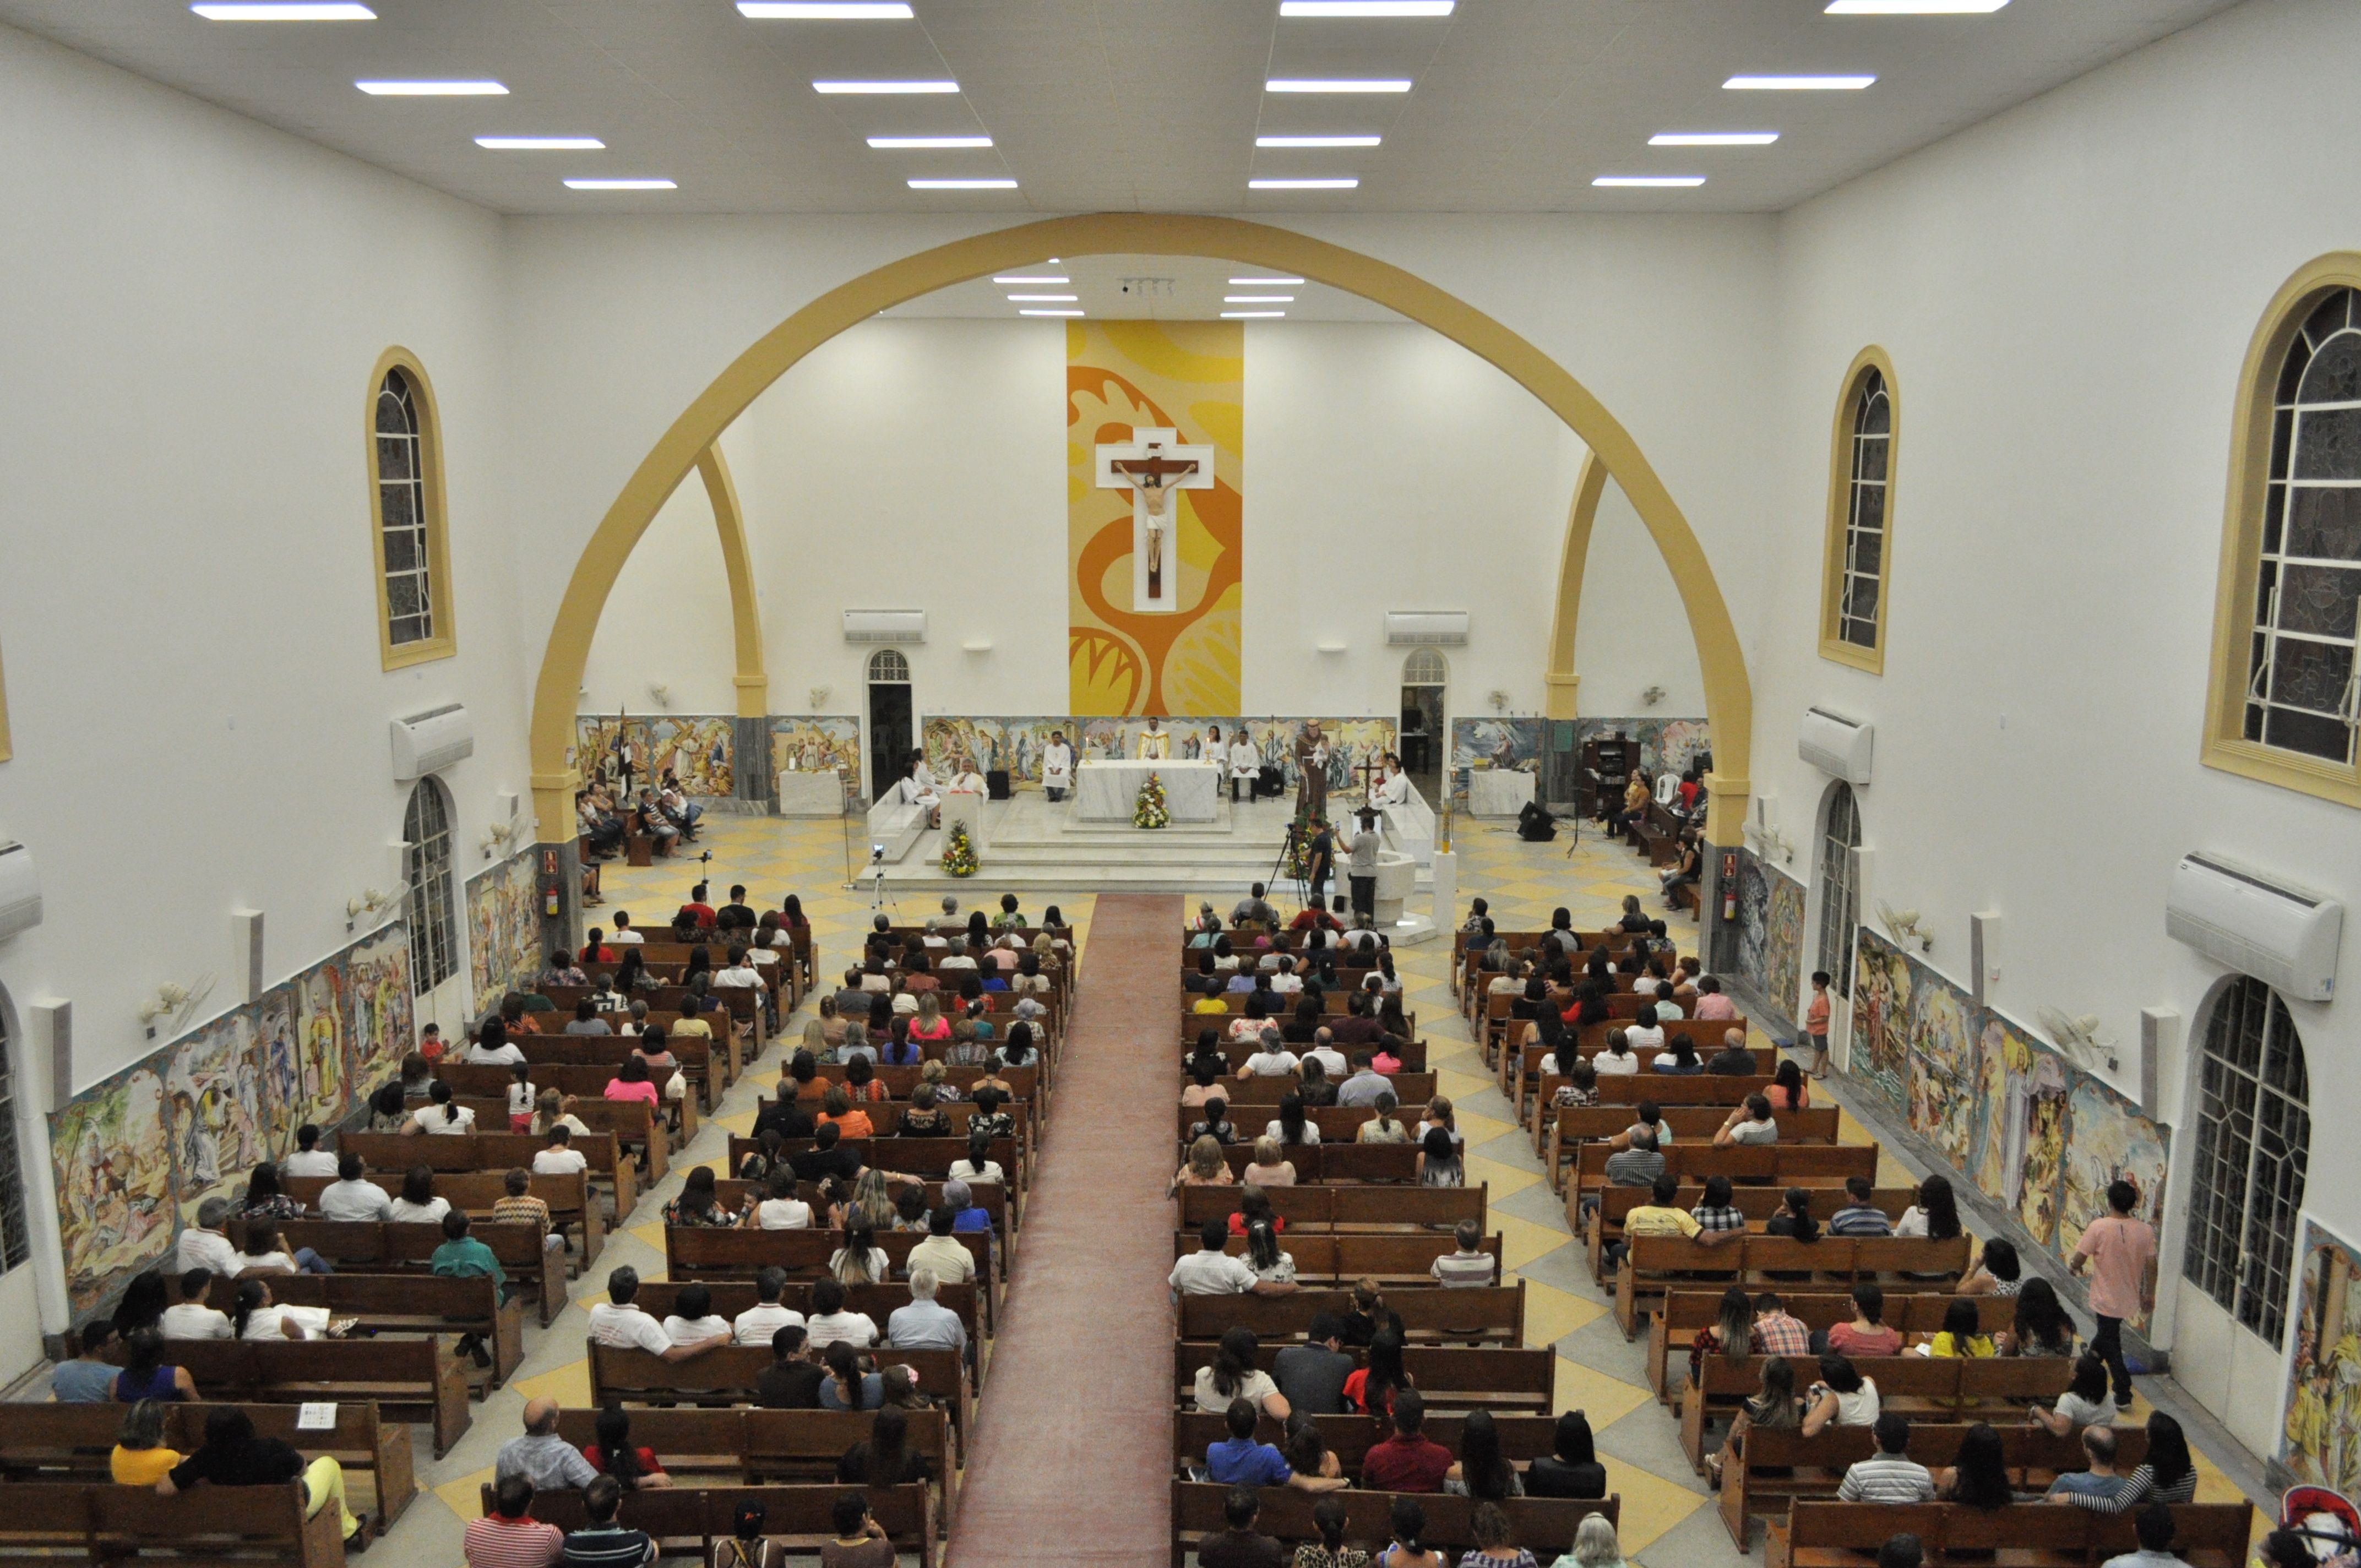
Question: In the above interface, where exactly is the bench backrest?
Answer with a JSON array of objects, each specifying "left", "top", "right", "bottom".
[
  {"left": 1172, "top": 1481, "right": 1613, "bottom": 1554},
  {"left": 1178, "top": 1284, "right": 1525, "bottom": 1344},
  {"left": 1176, "top": 1184, "right": 1486, "bottom": 1231},
  {"left": 663, "top": 1226, "right": 991, "bottom": 1280}
]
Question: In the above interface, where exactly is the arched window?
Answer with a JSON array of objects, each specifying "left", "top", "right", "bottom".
[
  {"left": 2184, "top": 976, "right": 2311, "bottom": 1347},
  {"left": 1814, "top": 782, "right": 1861, "bottom": 998},
  {"left": 1402, "top": 648, "right": 1447, "bottom": 686},
  {"left": 402, "top": 780, "right": 458, "bottom": 993},
  {"left": 1820, "top": 351, "right": 1897, "bottom": 674},
  {"left": 868, "top": 649, "right": 910, "bottom": 683},
  {"left": 2207, "top": 263, "right": 2361, "bottom": 806},
  {"left": 368, "top": 351, "right": 455, "bottom": 670}
]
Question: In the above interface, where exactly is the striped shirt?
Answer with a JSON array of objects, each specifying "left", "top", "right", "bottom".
[
  {"left": 463, "top": 1515, "right": 565, "bottom": 1568},
  {"left": 1691, "top": 1204, "right": 1747, "bottom": 1234},
  {"left": 1836, "top": 1455, "right": 1936, "bottom": 1503},
  {"left": 1430, "top": 1250, "right": 1500, "bottom": 1288},
  {"left": 493, "top": 1195, "right": 551, "bottom": 1236},
  {"left": 1830, "top": 1205, "right": 1895, "bottom": 1237},
  {"left": 2062, "top": 1465, "right": 2199, "bottom": 1515}
]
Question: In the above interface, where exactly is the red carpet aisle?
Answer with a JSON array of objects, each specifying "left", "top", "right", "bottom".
[{"left": 946, "top": 894, "right": 1182, "bottom": 1567}]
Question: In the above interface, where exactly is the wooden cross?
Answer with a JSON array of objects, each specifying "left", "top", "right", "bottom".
[
  {"left": 1109, "top": 446, "right": 1200, "bottom": 600},
  {"left": 1354, "top": 754, "right": 1383, "bottom": 810}
]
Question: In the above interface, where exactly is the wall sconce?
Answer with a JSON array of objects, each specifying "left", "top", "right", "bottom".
[
  {"left": 1487, "top": 689, "right": 1509, "bottom": 712},
  {"left": 1641, "top": 684, "right": 1666, "bottom": 707},
  {"left": 481, "top": 818, "right": 523, "bottom": 861},
  {"left": 808, "top": 685, "right": 831, "bottom": 710},
  {"left": 346, "top": 888, "right": 396, "bottom": 932},
  {"left": 139, "top": 977, "right": 215, "bottom": 1041},
  {"left": 648, "top": 683, "right": 672, "bottom": 709}
]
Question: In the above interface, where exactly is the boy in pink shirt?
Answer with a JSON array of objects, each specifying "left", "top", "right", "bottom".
[
  {"left": 1805, "top": 971, "right": 1832, "bottom": 1079},
  {"left": 2071, "top": 1179, "right": 2156, "bottom": 1407}
]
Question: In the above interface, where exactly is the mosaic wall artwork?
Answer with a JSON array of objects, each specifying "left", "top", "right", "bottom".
[
  {"left": 769, "top": 717, "right": 864, "bottom": 808},
  {"left": 1067, "top": 320, "right": 1244, "bottom": 716},
  {"left": 1731, "top": 853, "right": 1806, "bottom": 1026},
  {"left": 920, "top": 716, "right": 1397, "bottom": 803},
  {"left": 1836, "top": 929, "right": 2168, "bottom": 1291},
  {"left": 48, "top": 922, "right": 416, "bottom": 1315},
  {"left": 1572, "top": 717, "right": 1713, "bottom": 783},
  {"left": 466, "top": 848, "right": 541, "bottom": 1009},
  {"left": 575, "top": 714, "right": 737, "bottom": 797},
  {"left": 2282, "top": 1218, "right": 2361, "bottom": 1495},
  {"left": 1449, "top": 718, "right": 1542, "bottom": 805}
]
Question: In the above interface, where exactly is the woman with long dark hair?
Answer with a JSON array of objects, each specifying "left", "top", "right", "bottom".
[
  {"left": 1345, "top": 1329, "right": 1411, "bottom": 1423},
  {"left": 1526, "top": 1409, "right": 1607, "bottom": 1499},
  {"left": 1379, "top": 1496, "right": 1444, "bottom": 1568},
  {"left": 1192, "top": 1326, "right": 1287, "bottom": 1418},
  {"left": 2006, "top": 1277, "right": 2076, "bottom": 1357},
  {"left": 2059, "top": 1411, "right": 2195, "bottom": 1513},
  {"left": 586, "top": 1402, "right": 672, "bottom": 1489},
  {"left": 1937, "top": 1422, "right": 2013, "bottom": 1509},
  {"left": 1766, "top": 1186, "right": 1821, "bottom": 1244},
  {"left": 1898, "top": 1173, "right": 1962, "bottom": 1240},
  {"left": 838, "top": 1403, "right": 932, "bottom": 1486},
  {"left": 1269, "top": 1093, "right": 1317, "bottom": 1148},
  {"left": 1444, "top": 1408, "right": 1523, "bottom": 1499}
]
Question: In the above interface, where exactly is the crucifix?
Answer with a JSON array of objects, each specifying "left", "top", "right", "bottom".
[
  {"left": 1095, "top": 426, "right": 1214, "bottom": 613},
  {"left": 1354, "top": 753, "right": 1383, "bottom": 809}
]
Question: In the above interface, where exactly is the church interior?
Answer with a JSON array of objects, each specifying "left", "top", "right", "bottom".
[{"left": 0, "top": 1, "right": 2354, "bottom": 1564}]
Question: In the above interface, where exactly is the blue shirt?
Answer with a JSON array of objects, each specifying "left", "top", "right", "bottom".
[
  {"left": 2050, "top": 1472, "right": 2128, "bottom": 1500},
  {"left": 1830, "top": 1206, "right": 1895, "bottom": 1237},
  {"left": 1206, "top": 1438, "right": 1292, "bottom": 1488},
  {"left": 950, "top": 1207, "right": 992, "bottom": 1233},
  {"left": 51, "top": 1360, "right": 117, "bottom": 1402}
]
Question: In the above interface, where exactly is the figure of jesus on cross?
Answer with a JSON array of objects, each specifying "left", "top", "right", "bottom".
[{"left": 1096, "top": 426, "right": 1215, "bottom": 613}]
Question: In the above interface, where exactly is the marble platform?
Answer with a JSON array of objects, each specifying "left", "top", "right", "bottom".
[{"left": 1073, "top": 759, "right": 1223, "bottom": 821}]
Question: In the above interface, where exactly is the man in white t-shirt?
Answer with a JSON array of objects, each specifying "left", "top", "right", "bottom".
[
  {"left": 282, "top": 1125, "right": 340, "bottom": 1179},
  {"left": 1303, "top": 1029, "right": 1348, "bottom": 1081},
  {"left": 160, "top": 1268, "right": 233, "bottom": 1339},
  {"left": 1715, "top": 1095, "right": 1782, "bottom": 1147},
  {"left": 733, "top": 1268, "right": 806, "bottom": 1346},
  {"left": 1239, "top": 1035, "right": 1301, "bottom": 1079},
  {"left": 608, "top": 912, "right": 645, "bottom": 945},
  {"left": 1170, "top": 1219, "right": 1260, "bottom": 1299},
  {"left": 319, "top": 1155, "right": 395, "bottom": 1221},
  {"left": 713, "top": 948, "right": 763, "bottom": 990},
  {"left": 175, "top": 1199, "right": 281, "bottom": 1277},
  {"left": 587, "top": 1266, "right": 726, "bottom": 1359},
  {"left": 803, "top": 1278, "right": 879, "bottom": 1349},
  {"left": 532, "top": 1126, "right": 589, "bottom": 1177}
]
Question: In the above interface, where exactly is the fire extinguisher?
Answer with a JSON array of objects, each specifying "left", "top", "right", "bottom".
[
  {"left": 1721, "top": 852, "right": 1738, "bottom": 921},
  {"left": 545, "top": 883, "right": 560, "bottom": 918}
]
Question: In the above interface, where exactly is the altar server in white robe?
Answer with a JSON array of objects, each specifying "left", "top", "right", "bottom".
[
  {"left": 1228, "top": 732, "right": 1260, "bottom": 803},
  {"left": 894, "top": 756, "right": 943, "bottom": 824},
  {"left": 1136, "top": 716, "right": 1171, "bottom": 760},
  {"left": 1374, "top": 752, "right": 1412, "bottom": 809},
  {"left": 1042, "top": 730, "right": 1075, "bottom": 802}
]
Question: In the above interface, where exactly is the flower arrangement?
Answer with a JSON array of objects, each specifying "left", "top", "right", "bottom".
[
  {"left": 1133, "top": 772, "right": 1171, "bottom": 830},
  {"left": 942, "top": 821, "right": 981, "bottom": 877}
]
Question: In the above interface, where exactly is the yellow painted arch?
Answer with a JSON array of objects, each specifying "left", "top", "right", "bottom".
[
  {"left": 1543, "top": 452, "right": 1611, "bottom": 725},
  {"left": 695, "top": 445, "right": 768, "bottom": 721},
  {"left": 529, "top": 212, "right": 1752, "bottom": 841}
]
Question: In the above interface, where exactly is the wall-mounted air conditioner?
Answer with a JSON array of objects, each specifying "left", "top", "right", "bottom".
[
  {"left": 390, "top": 703, "right": 474, "bottom": 782},
  {"left": 1798, "top": 706, "right": 1873, "bottom": 785},
  {"left": 843, "top": 611, "right": 927, "bottom": 644},
  {"left": 2167, "top": 853, "right": 2341, "bottom": 1001},
  {"left": 0, "top": 840, "right": 43, "bottom": 942},
  {"left": 1385, "top": 611, "right": 1470, "bottom": 646}
]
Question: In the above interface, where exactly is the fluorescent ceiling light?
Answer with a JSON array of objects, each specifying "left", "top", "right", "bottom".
[
  {"left": 1723, "top": 74, "right": 1874, "bottom": 89},
  {"left": 477, "top": 136, "right": 605, "bottom": 150},
  {"left": 193, "top": 2, "right": 373, "bottom": 17},
  {"left": 1826, "top": 0, "right": 2005, "bottom": 10},
  {"left": 1230, "top": 276, "right": 1305, "bottom": 286},
  {"left": 564, "top": 178, "right": 676, "bottom": 190},
  {"left": 1593, "top": 175, "right": 1706, "bottom": 187},
  {"left": 358, "top": 79, "right": 507, "bottom": 95},
  {"left": 868, "top": 136, "right": 993, "bottom": 149},
  {"left": 740, "top": 1, "right": 912, "bottom": 15},
  {"left": 1280, "top": 0, "right": 1452, "bottom": 14},
  {"left": 1256, "top": 135, "right": 1381, "bottom": 148},
  {"left": 993, "top": 274, "right": 1069, "bottom": 284},
  {"left": 1650, "top": 131, "right": 1778, "bottom": 146},
  {"left": 909, "top": 178, "right": 1016, "bottom": 189},
  {"left": 1266, "top": 79, "right": 1412, "bottom": 93},
  {"left": 1005, "top": 294, "right": 1078, "bottom": 302},
  {"left": 1019, "top": 309, "right": 1084, "bottom": 317},
  {"left": 1222, "top": 311, "right": 1286, "bottom": 319},
  {"left": 815, "top": 79, "right": 958, "bottom": 94},
  {"left": 1225, "top": 295, "right": 1296, "bottom": 303},
  {"left": 1249, "top": 177, "right": 1359, "bottom": 189}
]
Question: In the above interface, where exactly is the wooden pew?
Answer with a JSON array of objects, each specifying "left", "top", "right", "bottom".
[
  {"left": 707, "top": 1179, "right": 1009, "bottom": 1245},
  {"left": 283, "top": 1170, "right": 605, "bottom": 1265},
  {"left": 0, "top": 1400, "right": 417, "bottom": 1531},
  {"left": 1172, "top": 1480, "right": 1614, "bottom": 1566},
  {"left": 1614, "top": 1234, "right": 1972, "bottom": 1338},
  {"left": 1173, "top": 1342, "right": 1554, "bottom": 1415},
  {"left": 1199, "top": 1143, "right": 1422, "bottom": 1184},
  {"left": 546, "top": 1407, "right": 957, "bottom": 1525},
  {"left": 1720, "top": 1421, "right": 2149, "bottom": 1549},
  {"left": 1586, "top": 1184, "right": 1914, "bottom": 1282},
  {"left": 586, "top": 1343, "right": 973, "bottom": 1460},
  {"left": 201, "top": 1271, "right": 525, "bottom": 1390},
  {"left": 1190, "top": 1072, "right": 1440, "bottom": 1107},
  {"left": 91, "top": 1482, "right": 349, "bottom": 1567},
  {"left": 1566, "top": 1142, "right": 1878, "bottom": 1227},
  {"left": 160, "top": 1337, "right": 473, "bottom": 1460},
  {"left": 1182, "top": 1038, "right": 1431, "bottom": 1075},
  {"left": 661, "top": 1229, "right": 996, "bottom": 1330},
  {"left": 1646, "top": 1286, "right": 2014, "bottom": 1400},
  {"left": 1174, "top": 1184, "right": 1486, "bottom": 1232},
  {"left": 338, "top": 1128, "right": 646, "bottom": 1213},
  {"left": 1765, "top": 1502, "right": 2254, "bottom": 1568},
  {"left": 438, "top": 1059, "right": 700, "bottom": 1138},
  {"left": 1679, "top": 1354, "right": 2074, "bottom": 1472},
  {"left": 502, "top": 1484, "right": 934, "bottom": 1568},
  {"left": 1174, "top": 1103, "right": 1439, "bottom": 1144},
  {"left": 261, "top": 1218, "right": 569, "bottom": 1328},
  {"left": 1171, "top": 1411, "right": 1572, "bottom": 1478},
  {"left": 1167, "top": 1231, "right": 1504, "bottom": 1288},
  {"left": 470, "top": 1030, "right": 722, "bottom": 1108},
  {"left": 624, "top": 1279, "right": 982, "bottom": 1352},
  {"left": 1177, "top": 1284, "right": 1526, "bottom": 1347},
  {"left": 721, "top": 1137, "right": 1022, "bottom": 1208}
]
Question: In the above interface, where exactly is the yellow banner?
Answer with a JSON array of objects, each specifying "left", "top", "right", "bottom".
[{"left": 1067, "top": 320, "right": 1243, "bottom": 715}]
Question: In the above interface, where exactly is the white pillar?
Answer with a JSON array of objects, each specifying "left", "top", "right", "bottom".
[{"left": 1430, "top": 850, "right": 1457, "bottom": 935}]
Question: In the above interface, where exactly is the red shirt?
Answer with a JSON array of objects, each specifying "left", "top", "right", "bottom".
[
  {"left": 581, "top": 1446, "right": 665, "bottom": 1480},
  {"left": 1827, "top": 1321, "right": 1904, "bottom": 1358},
  {"left": 1359, "top": 1434, "right": 1453, "bottom": 1493},
  {"left": 580, "top": 944, "right": 615, "bottom": 965},
  {"left": 679, "top": 903, "right": 717, "bottom": 928}
]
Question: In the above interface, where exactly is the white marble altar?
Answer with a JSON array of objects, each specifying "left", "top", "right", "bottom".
[
  {"left": 1467, "top": 767, "right": 1536, "bottom": 818},
  {"left": 940, "top": 789, "right": 985, "bottom": 843},
  {"left": 1073, "top": 760, "right": 1223, "bottom": 823},
  {"left": 775, "top": 770, "right": 847, "bottom": 818}
]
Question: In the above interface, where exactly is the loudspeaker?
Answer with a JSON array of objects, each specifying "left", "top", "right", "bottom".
[{"left": 986, "top": 770, "right": 1010, "bottom": 801}]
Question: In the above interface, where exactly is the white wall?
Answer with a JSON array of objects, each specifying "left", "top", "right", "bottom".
[
  {"left": 1746, "top": 0, "right": 2361, "bottom": 1455},
  {"left": 580, "top": 317, "right": 1713, "bottom": 736},
  {"left": 0, "top": 24, "right": 528, "bottom": 1326}
]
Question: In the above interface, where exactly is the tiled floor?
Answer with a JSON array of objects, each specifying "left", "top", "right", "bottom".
[{"left": 165, "top": 807, "right": 2263, "bottom": 1565}]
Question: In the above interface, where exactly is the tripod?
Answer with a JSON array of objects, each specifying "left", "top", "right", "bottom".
[
  {"left": 863, "top": 850, "right": 899, "bottom": 918},
  {"left": 1268, "top": 821, "right": 1312, "bottom": 909}
]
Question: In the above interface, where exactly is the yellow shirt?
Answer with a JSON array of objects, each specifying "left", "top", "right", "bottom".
[
  {"left": 1192, "top": 997, "right": 1230, "bottom": 1015},
  {"left": 111, "top": 1446, "right": 182, "bottom": 1486},
  {"left": 1623, "top": 1205, "right": 1701, "bottom": 1239},
  {"left": 671, "top": 1017, "right": 714, "bottom": 1041},
  {"left": 1928, "top": 1331, "right": 1996, "bottom": 1358}
]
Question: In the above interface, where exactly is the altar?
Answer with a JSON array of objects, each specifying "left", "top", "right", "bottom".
[{"left": 1073, "top": 760, "right": 1223, "bottom": 823}]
